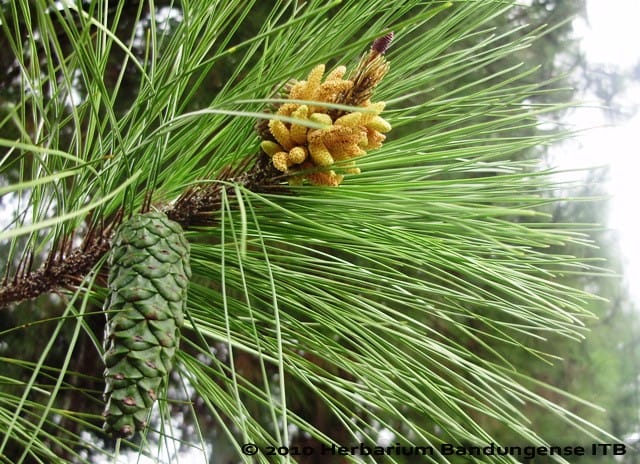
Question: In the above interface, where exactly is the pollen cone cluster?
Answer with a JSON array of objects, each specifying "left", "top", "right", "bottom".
[
  {"left": 260, "top": 34, "right": 393, "bottom": 186},
  {"left": 103, "top": 211, "right": 190, "bottom": 438}
]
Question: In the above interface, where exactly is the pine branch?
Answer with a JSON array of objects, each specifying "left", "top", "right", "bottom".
[
  {"left": 0, "top": 222, "right": 115, "bottom": 305},
  {"left": 166, "top": 152, "right": 283, "bottom": 226},
  {"left": 0, "top": 32, "right": 392, "bottom": 309},
  {"left": 0, "top": 153, "right": 280, "bottom": 308}
]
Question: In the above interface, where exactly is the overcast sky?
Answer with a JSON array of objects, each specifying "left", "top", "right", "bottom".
[{"left": 552, "top": 0, "right": 640, "bottom": 301}]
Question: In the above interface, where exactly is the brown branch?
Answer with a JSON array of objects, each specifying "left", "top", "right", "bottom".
[{"left": 0, "top": 223, "right": 115, "bottom": 306}]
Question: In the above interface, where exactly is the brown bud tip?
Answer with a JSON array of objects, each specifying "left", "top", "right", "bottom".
[
  {"left": 371, "top": 32, "right": 394, "bottom": 55},
  {"left": 119, "top": 425, "right": 134, "bottom": 438}
]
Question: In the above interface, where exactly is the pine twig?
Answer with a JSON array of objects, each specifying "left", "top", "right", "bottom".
[
  {"left": 0, "top": 217, "right": 118, "bottom": 306},
  {"left": 0, "top": 154, "right": 280, "bottom": 308}
]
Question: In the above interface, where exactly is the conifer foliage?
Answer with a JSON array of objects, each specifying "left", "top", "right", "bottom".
[{"left": 0, "top": 1, "right": 616, "bottom": 463}]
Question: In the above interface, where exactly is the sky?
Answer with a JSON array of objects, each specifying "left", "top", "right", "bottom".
[{"left": 552, "top": 0, "right": 640, "bottom": 301}]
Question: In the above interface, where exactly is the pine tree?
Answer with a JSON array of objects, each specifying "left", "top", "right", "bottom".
[{"left": 0, "top": 1, "right": 619, "bottom": 463}]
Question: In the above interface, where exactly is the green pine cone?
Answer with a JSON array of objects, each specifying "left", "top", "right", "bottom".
[{"left": 103, "top": 211, "right": 190, "bottom": 438}]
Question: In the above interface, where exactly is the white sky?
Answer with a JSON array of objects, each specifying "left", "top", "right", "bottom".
[{"left": 553, "top": 0, "right": 640, "bottom": 301}]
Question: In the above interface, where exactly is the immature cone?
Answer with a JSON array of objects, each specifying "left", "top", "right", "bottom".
[{"left": 102, "top": 211, "right": 191, "bottom": 438}]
